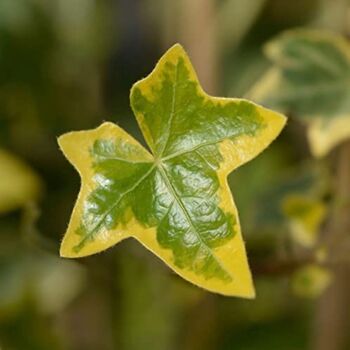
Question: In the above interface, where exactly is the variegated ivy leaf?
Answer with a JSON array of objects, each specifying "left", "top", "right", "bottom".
[
  {"left": 249, "top": 30, "right": 350, "bottom": 157},
  {"left": 58, "top": 44, "right": 286, "bottom": 297}
]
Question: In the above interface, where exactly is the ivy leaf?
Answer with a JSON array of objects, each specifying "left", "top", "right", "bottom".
[
  {"left": 58, "top": 44, "right": 286, "bottom": 297},
  {"left": 249, "top": 30, "right": 350, "bottom": 157}
]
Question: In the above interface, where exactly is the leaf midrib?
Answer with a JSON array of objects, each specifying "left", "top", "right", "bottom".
[
  {"left": 78, "top": 153, "right": 232, "bottom": 279},
  {"left": 157, "top": 163, "right": 232, "bottom": 279}
]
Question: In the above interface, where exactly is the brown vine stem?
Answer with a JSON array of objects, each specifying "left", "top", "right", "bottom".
[
  {"left": 251, "top": 256, "right": 314, "bottom": 277},
  {"left": 312, "top": 140, "right": 350, "bottom": 350},
  {"left": 178, "top": 0, "right": 218, "bottom": 94}
]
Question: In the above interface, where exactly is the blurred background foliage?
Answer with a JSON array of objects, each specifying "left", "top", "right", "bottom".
[{"left": 0, "top": 0, "right": 350, "bottom": 349}]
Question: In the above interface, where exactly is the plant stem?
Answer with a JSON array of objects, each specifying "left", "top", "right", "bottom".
[{"left": 312, "top": 141, "right": 350, "bottom": 350}]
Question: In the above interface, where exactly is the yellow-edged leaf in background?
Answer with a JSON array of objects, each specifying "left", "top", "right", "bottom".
[
  {"left": 282, "top": 194, "right": 327, "bottom": 247},
  {"left": 292, "top": 264, "right": 332, "bottom": 298},
  {"left": 0, "top": 149, "right": 41, "bottom": 213},
  {"left": 249, "top": 29, "right": 350, "bottom": 157},
  {"left": 58, "top": 44, "right": 286, "bottom": 297}
]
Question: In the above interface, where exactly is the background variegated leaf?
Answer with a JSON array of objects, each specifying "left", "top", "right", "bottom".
[
  {"left": 249, "top": 30, "right": 350, "bottom": 157},
  {"left": 0, "top": 149, "right": 41, "bottom": 213},
  {"left": 59, "top": 44, "right": 286, "bottom": 297},
  {"left": 282, "top": 194, "right": 327, "bottom": 248},
  {"left": 292, "top": 264, "right": 332, "bottom": 298}
]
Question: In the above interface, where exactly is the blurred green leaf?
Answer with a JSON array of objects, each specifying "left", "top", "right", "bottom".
[
  {"left": 253, "top": 162, "right": 328, "bottom": 228},
  {"left": 292, "top": 264, "right": 332, "bottom": 298},
  {"left": 282, "top": 194, "right": 327, "bottom": 247},
  {"left": 0, "top": 251, "right": 86, "bottom": 315},
  {"left": 249, "top": 29, "right": 350, "bottom": 157}
]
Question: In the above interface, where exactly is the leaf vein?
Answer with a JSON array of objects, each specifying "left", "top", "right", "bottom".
[
  {"left": 74, "top": 164, "right": 156, "bottom": 251},
  {"left": 157, "top": 164, "right": 231, "bottom": 278}
]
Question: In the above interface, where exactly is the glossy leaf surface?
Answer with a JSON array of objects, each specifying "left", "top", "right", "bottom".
[
  {"left": 249, "top": 30, "right": 350, "bottom": 157},
  {"left": 59, "top": 44, "right": 286, "bottom": 296}
]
